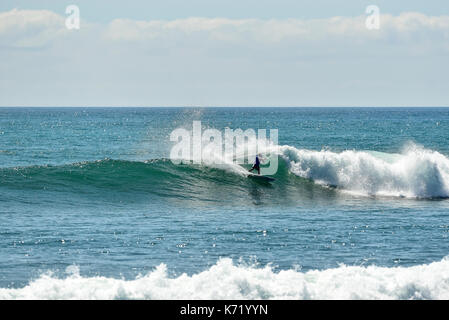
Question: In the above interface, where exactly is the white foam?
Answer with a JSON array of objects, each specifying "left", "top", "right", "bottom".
[
  {"left": 174, "top": 131, "right": 278, "bottom": 177},
  {"left": 1, "top": 257, "right": 449, "bottom": 300},
  {"left": 279, "top": 144, "right": 449, "bottom": 198}
]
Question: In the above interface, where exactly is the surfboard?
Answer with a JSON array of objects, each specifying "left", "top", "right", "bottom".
[{"left": 248, "top": 174, "right": 275, "bottom": 182}]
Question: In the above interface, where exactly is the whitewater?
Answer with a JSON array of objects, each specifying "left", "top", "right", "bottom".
[
  {"left": 197, "top": 138, "right": 449, "bottom": 199},
  {"left": 2, "top": 257, "right": 449, "bottom": 300},
  {"left": 277, "top": 143, "right": 449, "bottom": 199}
]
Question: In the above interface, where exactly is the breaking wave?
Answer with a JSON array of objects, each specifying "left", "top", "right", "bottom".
[
  {"left": 279, "top": 143, "right": 449, "bottom": 198},
  {"left": 2, "top": 257, "right": 449, "bottom": 300},
  {"left": 1, "top": 143, "right": 448, "bottom": 200}
]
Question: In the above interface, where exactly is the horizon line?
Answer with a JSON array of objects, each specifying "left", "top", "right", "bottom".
[{"left": 1, "top": 106, "right": 449, "bottom": 109}]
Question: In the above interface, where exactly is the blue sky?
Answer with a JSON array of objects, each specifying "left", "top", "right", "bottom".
[
  {"left": 2, "top": 0, "right": 449, "bottom": 20},
  {"left": 0, "top": 1, "right": 448, "bottom": 106}
]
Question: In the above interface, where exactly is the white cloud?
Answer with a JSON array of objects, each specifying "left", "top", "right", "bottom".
[
  {"left": 1, "top": 8, "right": 448, "bottom": 52},
  {"left": 96, "top": 13, "right": 449, "bottom": 63},
  {"left": 0, "top": 9, "right": 67, "bottom": 48},
  {"left": 103, "top": 13, "right": 449, "bottom": 45}
]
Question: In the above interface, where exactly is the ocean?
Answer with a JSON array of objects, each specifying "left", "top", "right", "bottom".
[{"left": 1, "top": 107, "right": 449, "bottom": 299}]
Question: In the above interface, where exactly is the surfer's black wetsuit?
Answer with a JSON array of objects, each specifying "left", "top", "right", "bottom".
[{"left": 249, "top": 156, "right": 261, "bottom": 175}]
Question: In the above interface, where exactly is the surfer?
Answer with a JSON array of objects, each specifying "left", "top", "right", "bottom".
[{"left": 249, "top": 154, "right": 261, "bottom": 175}]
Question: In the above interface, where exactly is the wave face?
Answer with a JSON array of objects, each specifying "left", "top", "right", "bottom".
[
  {"left": 278, "top": 144, "right": 449, "bottom": 198},
  {"left": 2, "top": 257, "right": 449, "bottom": 300},
  {"left": 0, "top": 158, "right": 279, "bottom": 202}
]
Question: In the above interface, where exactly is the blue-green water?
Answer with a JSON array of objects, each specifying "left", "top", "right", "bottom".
[{"left": 1, "top": 107, "right": 449, "bottom": 299}]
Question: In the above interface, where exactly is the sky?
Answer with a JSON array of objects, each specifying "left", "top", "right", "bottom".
[{"left": 0, "top": 1, "right": 448, "bottom": 106}]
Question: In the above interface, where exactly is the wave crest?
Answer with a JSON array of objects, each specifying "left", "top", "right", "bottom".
[{"left": 279, "top": 144, "right": 449, "bottom": 198}]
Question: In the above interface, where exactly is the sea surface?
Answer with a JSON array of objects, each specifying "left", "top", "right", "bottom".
[{"left": 1, "top": 107, "right": 449, "bottom": 299}]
